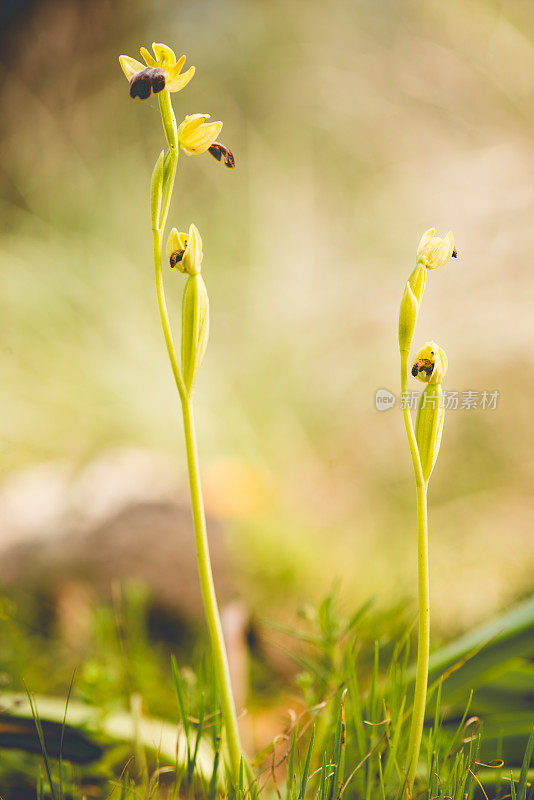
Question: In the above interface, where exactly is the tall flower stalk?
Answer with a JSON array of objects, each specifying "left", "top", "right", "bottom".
[
  {"left": 398, "top": 229, "right": 456, "bottom": 792},
  {"left": 119, "top": 42, "right": 243, "bottom": 782}
]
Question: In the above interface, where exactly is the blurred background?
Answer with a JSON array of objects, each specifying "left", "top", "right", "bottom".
[{"left": 1, "top": 0, "right": 533, "bottom": 665}]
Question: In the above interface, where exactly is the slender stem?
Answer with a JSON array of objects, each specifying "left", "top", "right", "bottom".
[
  {"left": 181, "top": 398, "right": 244, "bottom": 779},
  {"left": 153, "top": 226, "right": 186, "bottom": 403},
  {"left": 406, "top": 481, "right": 429, "bottom": 788},
  {"left": 400, "top": 351, "right": 430, "bottom": 792},
  {"left": 158, "top": 90, "right": 178, "bottom": 151},
  {"left": 151, "top": 89, "right": 245, "bottom": 783},
  {"left": 153, "top": 225, "right": 244, "bottom": 780}
]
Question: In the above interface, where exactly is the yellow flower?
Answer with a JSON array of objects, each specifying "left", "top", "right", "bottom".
[
  {"left": 177, "top": 114, "right": 223, "bottom": 155},
  {"left": 416, "top": 228, "right": 456, "bottom": 269},
  {"left": 166, "top": 224, "right": 203, "bottom": 275},
  {"left": 119, "top": 42, "right": 195, "bottom": 99},
  {"left": 411, "top": 341, "right": 448, "bottom": 385}
]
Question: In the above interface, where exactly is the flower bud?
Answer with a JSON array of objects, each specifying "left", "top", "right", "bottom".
[
  {"left": 398, "top": 281, "right": 418, "bottom": 353},
  {"left": 182, "top": 274, "right": 210, "bottom": 395},
  {"left": 411, "top": 341, "right": 448, "bottom": 385},
  {"left": 415, "top": 383, "right": 445, "bottom": 483},
  {"left": 407, "top": 264, "right": 426, "bottom": 305},
  {"left": 150, "top": 150, "right": 165, "bottom": 228},
  {"left": 416, "top": 228, "right": 455, "bottom": 270},
  {"left": 162, "top": 150, "right": 175, "bottom": 187}
]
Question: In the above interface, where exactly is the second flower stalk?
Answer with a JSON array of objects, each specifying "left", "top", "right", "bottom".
[{"left": 398, "top": 229, "right": 456, "bottom": 792}]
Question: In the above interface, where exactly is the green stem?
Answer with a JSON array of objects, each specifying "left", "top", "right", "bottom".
[
  {"left": 153, "top": 226, "right": 186, "bottom": 403},
  {"left": 181, "top": 398, "right": 244, "bottom": 780},
  {"left": 151, "top": 89, "right": 245, "bottom": 783},
  {"left": 400, "top": 351, "right": 430, "bottom": 792},
  {"left": 158, "top": 90, "right": 178, "bottom": 151},
  {"left": 153, "top": 226, "right": 243, "bottom": 781},
  {"left": 406, "top": 481, "right": 429, "bottom": 789}
]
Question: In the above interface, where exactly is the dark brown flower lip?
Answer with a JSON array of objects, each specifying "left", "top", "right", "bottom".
[
  {"left": 150, "top": 68, "right": 166, "bottom": 94},
  {"left": 411, "top": 358, "right": 434, "bottom": 379},
  {"left": 208, "top": 142, "right": 236, "bottom": 168},
  {"left": 129, "top": 67, "right": 167, "bottom": 100},
  {"left": 169, "top": 249, "right": 185, "bottom": 268}
]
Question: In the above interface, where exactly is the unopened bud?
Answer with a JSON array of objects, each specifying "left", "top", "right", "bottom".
[
  {"left": 399, "top": 281, "right": 418, "bottom": 353},
  {"left": 150, "top": 150, "right": 165, "bottom": 227},
  {"left": 182, "top": 274, "right": 210, "bottom": 395},
  {"left": 407, "top": 264, "right": 426, "bottom": 305},
  {"left": 415, "top": 383, "right": 445, "bottom": 483},
  {"left": 162, "top": 149, "right": 175, "bottom": 187}
]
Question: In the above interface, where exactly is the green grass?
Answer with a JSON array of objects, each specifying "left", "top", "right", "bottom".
[{"left": 0, "top": 587, "right": 533, "bottom": 798}]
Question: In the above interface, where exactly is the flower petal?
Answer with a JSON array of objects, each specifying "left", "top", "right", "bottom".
[
  {"left": 182, "top": 224, "right": 203, "bottom": 274},
  {"left": 166, "top": 227, "right": 181, "bottom": 258},
  {"left": 417, "top": 228, "right": 435, "bottom": 256},
  {"left": 167, "top": 65, "right": 195, "bottom": 93},
  {"left": 434, "top": 232, "right": 454, "bottom": 265},
  {"left": 119, "top": 55, "right": 145, "bottom": 80},
  {"left": 177, "top": 114, "right": 209, "bottom": 139},
  {"left": 152, "top": 42, "right": 176, "bottom": 68},
  {"left": 187, "top": 122, "right": 223, "bottom": 153},
  {"left": 140, "top": 46, "right": 157, "bottom": 67}
]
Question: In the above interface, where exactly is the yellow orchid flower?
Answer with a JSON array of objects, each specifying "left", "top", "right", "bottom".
[
  {"left": 166, "top": 224, "right": 203, "bottom": 275},
  {"left": 416, "top": 228, "right": 456, "bottom": 269},
  {"left": 411, "top": 341, "right": 448, "bottom": 385},
  {"left": 177, "top": 115, "right": 236, "bottom": 166},
  {"left": 177, "top": 114, "right": 223, "bottom": 155},
  {"left": 119, "top": 42, "right": 195, "bottom": 99}
]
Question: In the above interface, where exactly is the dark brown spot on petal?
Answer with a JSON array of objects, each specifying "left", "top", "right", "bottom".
[
  {"left": 129, "top": 69, "right": 153, "bottom": 100},
  {"left": 452, "top": 248, "right": 458, "bottom": 258},
  {"left": 208, "top": 144, "right": 222, "bottom": 162},
  {"left": 169, "top": 249, "right": 185, "bottom": 268},
  {"left": 208, "top": 142, "right": 236, "bottom": 168},
  {"left": 148, "top": 67, "right": 166, "bottom": 93},
  {"left": 411, "top": 358, "right": 434, "bottom": 378}
]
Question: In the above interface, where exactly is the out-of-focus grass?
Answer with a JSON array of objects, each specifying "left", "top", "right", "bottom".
[{"left": 1, "top": 0, "right": 534, "bottom": 629}]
